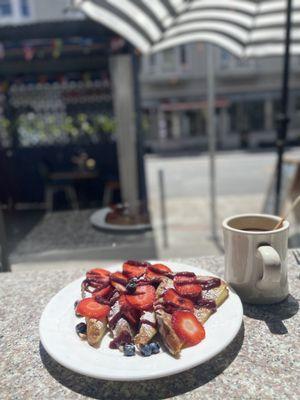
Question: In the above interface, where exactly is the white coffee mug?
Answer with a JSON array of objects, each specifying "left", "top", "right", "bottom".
[{"left": 222, "top": 213, "right": 289, "bottom": 304}]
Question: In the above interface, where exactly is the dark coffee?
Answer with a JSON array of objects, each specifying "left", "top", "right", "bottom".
[{"left": 241, "top": 228, "right": 269, "bottom": 232}]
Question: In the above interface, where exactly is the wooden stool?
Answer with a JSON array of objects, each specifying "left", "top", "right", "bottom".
[{"left": 45, "top": 183, "right": 79, "bottom": 211}]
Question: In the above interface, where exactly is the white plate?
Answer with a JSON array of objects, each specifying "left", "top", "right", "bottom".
[
  {"left": 39, "top": 262, "right": 243, "bottom": 381},
  {"left": 90, "top": 208, "right": 152, "bottom": 233}
]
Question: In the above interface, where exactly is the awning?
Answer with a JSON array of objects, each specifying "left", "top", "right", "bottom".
[
  {"left": 75, "top": 1, "right": 300, "bottom": 57},
  {"left": 160, "top": 99, "right": 229, "bottom": 112}
]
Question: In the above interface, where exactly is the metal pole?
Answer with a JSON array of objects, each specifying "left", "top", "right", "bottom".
[
  {"left": 206, "top": 44, "right": 218, "bottom": 239},
  {"left": 0, "top": 208, "right": 10, "bottom": 272},
  {"left": 158, "top": 169, "right": 168, "bottom": 248},
  {"left": 131, "top": 48, "right": 148, "bottom": 212},
  {"left": 274, "top": 0, "right": 292, "bottom": 214}
]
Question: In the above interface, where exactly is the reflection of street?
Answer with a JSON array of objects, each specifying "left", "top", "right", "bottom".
[{"left": 146, "top": 150, "right": 277, "bottom": 257}]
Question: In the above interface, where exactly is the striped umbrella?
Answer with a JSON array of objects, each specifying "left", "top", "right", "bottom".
[
  {"left": 75, "top": 0, "right": 300, "bottom": 221},
  {"left": 74, "top": 1, "right": 300, "bottom": 56}
]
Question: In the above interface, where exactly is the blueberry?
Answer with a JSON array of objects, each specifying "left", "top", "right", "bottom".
[
  {"left": 140, "top": 344, "right": 152, "bottom": 357},
  {"left": 149, "top": 342, "right": 160, "bottom": 354},
  {"left": 74, "top": 300, "right": 80, "bottom": 309},
  {"left": 124, "top": 343, "right": 135, "bottom": 356},
  {"left": 126, "top": 281, "right": 137, "bottom": 294},
  {"left": 75, "top": 322, "right": 87, "bottom": 338}
]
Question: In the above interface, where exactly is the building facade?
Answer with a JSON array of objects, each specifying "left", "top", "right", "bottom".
[
  {"left": 0, "top": 0, "right": 82, "bottom": 24},
  {"left": 1, "top": 1, "right": 299, "bottom": 152},
  {"left": 140, "top": 43, "right": 300, "bottom": 151}
]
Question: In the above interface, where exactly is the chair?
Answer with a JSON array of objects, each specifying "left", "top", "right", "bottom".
[{"left": 38, "top": 162, "right": 79, "bottom": 211}]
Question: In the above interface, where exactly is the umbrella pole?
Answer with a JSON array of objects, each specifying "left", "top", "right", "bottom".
[
  {"left": 207, "top": 44, "right": 218, "bottom": 239},
  {"left": 274, "top": 0, "right": 292, "bottom": 214},
  {"left": 131, "top": 48, "right": 148, "bottom": 212}
]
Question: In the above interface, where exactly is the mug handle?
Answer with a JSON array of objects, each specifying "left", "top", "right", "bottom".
[{"left": 256, "top": 245, "right": 281, "bottom": 291}]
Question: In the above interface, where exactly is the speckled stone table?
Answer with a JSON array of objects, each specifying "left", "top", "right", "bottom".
[{"left": 1, "top": 253, "right": 299, "bottom": 400}]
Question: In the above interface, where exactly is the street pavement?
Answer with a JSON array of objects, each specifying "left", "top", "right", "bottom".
[
  {"left": 145, "top": 150, "right": 277, "bottom": 258},
  {"left": 146, "top": 150, "right": 276, "bottom": 198}
]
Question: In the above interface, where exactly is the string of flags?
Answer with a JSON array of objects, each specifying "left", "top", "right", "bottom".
[{"left": 0, "top": 34, "right": 126, "bottom": 63}]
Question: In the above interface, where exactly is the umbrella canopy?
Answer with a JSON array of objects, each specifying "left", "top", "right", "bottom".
[
  {"left": 75, "top": 0, "right": 300, "bottom": 57},
  {"left": 75, "top": 0, "right": 300, "bottom": 221}
]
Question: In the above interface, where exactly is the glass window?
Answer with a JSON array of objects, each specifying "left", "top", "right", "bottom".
[
  {"left": 295, "top": 96, "right": 300, "bottom": 112},
  {"left": 220, "top": 50, "right": 255, "bottom": 69},
  {"left": 182, "top": 110, "right": 206, "bottom": 137},
  {"left": 246, "top": 100, "right": 264, "bottom": 131},
  {"left": 0, "top": 0, "right": 12, "bottom": 16},
  {"left": 149, "top": 53, "right": 156, "bottom": 67},
  {"left": 180, "top": 45, "right": 186, "bottom": 65},
  {"left": 162, "top": 49, "right": 175, "bottom": 72},
  {"left": 228, "top": 103, "right": 239, "bottom": 132},
  {"left": 20, "top": 0, "right": 30, "bottom": 16},
  {"left": 220, "top": 50, "right": 231, "bottom": 68},
  {"left": 229, "top": 100, "right": 265, "bottom": 132}
]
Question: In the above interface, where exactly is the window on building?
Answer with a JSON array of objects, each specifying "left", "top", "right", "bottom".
[
  {"left": 247, "top": 101, "right": 264, "bottom": 130},
  {"left": 182, "top": 110, "right": 206, "bottom": 137},
  {"left": 295, "top": 96, "right": 300, "bottom": 113},
  {"left": 165, "top": 111, "right": 173, "bottom": 139},
  {"left": 236, "top": 58, "right": 256, "bottom": 69},
  {"left": 20, "top": 0, "right": 30, "bottom": 17},
  {"left": 162, "top": 49, "right": 176, "bottom": 72},
  {"left": 220, "top": 49, "right": 255, "bottom": 69},
  {"left": 220, "top": 50, "right": 231, "bottom": 68},
  {"left": 180, "top": 45, "right": 186, "bottom": 64},
  {"left": 186, "top": 111, "right": 197, "bottom": 136},
  {"left": 229, "top": 100, "right": 264, "bottom": 132},
  {"left": 228, "top": 103, "right": 239, "bottom": 132},
  {"left": 20, "top": 0, "right": 30, "bottom": 16},
  {"left": 0, "top": 0, "right": 12, "bottom": 16},
  {"left": 149, "top": 53, "right": 156, "bottom": 68}
]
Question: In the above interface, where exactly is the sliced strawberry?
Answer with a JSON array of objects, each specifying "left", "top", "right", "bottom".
[
  {"left": 149, "top": 263, "right": 172, "bottom": 275},
  {"left": 76, "top": 298, "right": 110, "bottom": 320},
  {"left": 92, "top": 285, "right": 113, "bottom": 299},
  {"left": 174, "top": 274, "right": 202, "bottom": 298},
  {"left": 110, "top": 272, "right": 128, "bottom": 292},
  {"left": 171, "top": 310, "right": 205, "bottom": 346},
  {"left": 119, "top": 295, "right": 141, "bottom": 328},
  {"left": 175, "top": 271, "right": 196, "bottom": 278},
  {"left": 119, "top": 294, "right": 132, "bottom": 311},
  {"left": 163, "top": 289, "right": 194, "bottom": 311},
  {"left": 123, "top": 260, "right": 149, "bottom": 279},
  {"left": 123, "top": 309, "right": 140, "bottom": 328},
  {"left": 145, "top": 269, "right": 161, "bottom": 281},
  {"left": 86, "top": 268, "right": 110, "bottom": 283},
  {"left": 125, "top": 285, "right": 155, "bottom": 311}
]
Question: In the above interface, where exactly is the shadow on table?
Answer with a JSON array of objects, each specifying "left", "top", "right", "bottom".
[
  {"left": 243, "top": 294, "right": 299, "bottom": 335},
  {"left": 39, "top": 323, "right": 244, "bottom": 400}
]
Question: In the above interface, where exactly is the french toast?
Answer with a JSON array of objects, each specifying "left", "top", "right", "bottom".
[{"left": 75, "top": 262, "right": 230, "bottom": 358}]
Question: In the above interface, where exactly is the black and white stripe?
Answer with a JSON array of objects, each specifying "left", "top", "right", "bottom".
[
  {"left": 74, "top": 0, "right": 188, "bottom": 52},
  {"left": 246, "top": 0, "right": 300, "bottom": 56},
  {"left": 74, "top": 0, "right": 300, "bottom": 57}
]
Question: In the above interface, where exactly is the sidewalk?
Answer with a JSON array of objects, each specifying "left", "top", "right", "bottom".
[{"left": 148, "top": 193, "right": 265, "bottom": 258}]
